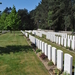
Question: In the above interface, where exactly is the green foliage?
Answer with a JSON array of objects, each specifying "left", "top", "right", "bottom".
[
  {"left": 36, "top": 49, "right": 41, "bottom": 53},
  {"left": 42, "top": 34, "right": 46, "bottom": 39},
  {"left": 64, "top": 15, "right": 71, "bottom": 31},
  {"left": 4, "top": 5, "right": 21, "bottom": 30},
  {"left": 48, "top": 61, "right": 54, "bottom": 66},
  {"left": 30, "top": 0, "right": 75, "bottom": 31},
  {"left": 0, "top": 13, "right": 8, "bottom": 30},
  {"left": 0, "top": 2, "right": 2, "bottom": 4},
  {"left": 18, "top": 9, "right": 35, "bottom": 30},
  {"left": 63, "top": 72, "right": 70, "bottom": 75},
  {"left": 0, "top": 5, "right": 35, "bottom": 30},
  {"left": 3, "top": 7, "right": 12, "bottom": 14},
  {"left": 48, "top": 11, "right": 53, "bottom": 29},
  {"left": 1, "top": 0, "right": 75, "bottom": 30},
  {"left": 54, "top": 68, "right": 61, "bottom": 75}
]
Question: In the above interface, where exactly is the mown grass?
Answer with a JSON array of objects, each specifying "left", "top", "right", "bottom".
[{"left": 0, "top": 31, "right": 49, "bottom": 75}]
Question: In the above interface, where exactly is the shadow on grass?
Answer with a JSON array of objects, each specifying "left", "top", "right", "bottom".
[{"left": 0, "top": 45, "right": 33, "bottom": 55}]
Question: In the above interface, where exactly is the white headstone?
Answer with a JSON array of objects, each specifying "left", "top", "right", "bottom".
[
  {"left": 48, "top": 45, "right": 52, "bottom": 61},
  {"left": 61, "top": 37, "right": 64, "bottom": 46},
  {"left": 73, "top": 36, "right": 75, "bottom": 40},
  {"left": 37, "top": 39, "right": 39, "bottom": 48},
  {"left": 38, "top": 40, "right": 40, "bottom": 49},
  {"left": 59, "top": 37, "right": 61, "bottom": 45},
  {"left": 40, "top": 41, "right": 42, "bottom": 50},
  {"left": 54, "top": 36, "right": 56, "bottom": 43},
  {"left": 57, "top": 50, "right": 63, "bottom": 71},
  {"left": 72, "top": 40, "right": 75, "bottom": 50},
  {"left": 36, "top": 39, "right": 38, "bottom": 47},
  {"left": 56, "top": 36, "right": 58, "bottom": 44},
  {"left": 64, "top": 53, "right": 73, "bottom": 75},
  {"left": 68, "top": 39, "right": 71, "bottom": 48},
  {"left": 42, "top": 42, "right": 45, "bottom": 53},
  {"left": 70, "top": 35, "right": 72, "bottom": 40},
  {"left": 52, "top": 47, "right": 57, "bottom": 65},
  {"left": 68, "top": 35, "right": 70, "bottom": 40},
  {"left": 45, "top": 43, "right": 48, "bottom": 56},
  {"left": 64, "top": 38, "right": 67, "bottom": 47}
]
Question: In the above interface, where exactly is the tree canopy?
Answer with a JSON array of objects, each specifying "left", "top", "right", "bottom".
[
  {"left": 0, "top": 5, "right": 35, "bottom": 30},
  {"left": 0, "top": 0, "right": 75, "bottom": 31},
  {"left": 30, "top": 0, "right": 75, "bottom": 31}
]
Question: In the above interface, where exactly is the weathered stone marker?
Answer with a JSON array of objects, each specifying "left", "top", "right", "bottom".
[
  {"left": 57, "top": 50, "right": 63, "bottom": 71},
  {"left": 52, "top": 47, "right": 57, "bottom": 65},
  {"left": 48, "top": 45, "right": 52, "bottom": 61},
  {"left": 42, "top": 42, "right": 45, "bottom": 53},
  {"left": 64, "top": 53, "right": 73, "bottom": 75},
  {"left": 45, "top": 43, "right": 48, "bottom": 56}
]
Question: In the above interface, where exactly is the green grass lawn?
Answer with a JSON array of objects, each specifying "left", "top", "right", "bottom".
[{"left": 0, "top": 31, "right": 49, "bottom": 75}]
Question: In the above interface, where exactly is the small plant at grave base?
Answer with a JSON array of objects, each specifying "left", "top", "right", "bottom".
[
  {"left": 63, "top": 72, "right": 70, "bottom": 75},
  {"left": 36, "top": 49, "right": 41, "bottom": 53},
  {"left": 48, "top": 61, "right": 54, "bottom": 66},
  {"left": 69, "top": 47, "right": 72, "bottom": 50},
  {"left": 40, "top": 53, "right": 47, "bottom": 59},
  {"left": 66, "top": 46, "right": 68, "bottom": 49},
  {"left": 39, "top": 51, "right": 42, "bottom": 56},
  {"left": 53, "top": 68, "right": 61, "bottom": 75},
  {"left": 42, "top": 34, "right": 46, "bottom": 39}
]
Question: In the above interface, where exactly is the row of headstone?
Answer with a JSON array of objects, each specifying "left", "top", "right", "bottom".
[
  {"left": 24, "top": 32, "right": 28, "bottom": 37},
  {"left": 21, "top": 30, "right": 74, "bottom": 75},
  {"left": 25, "top": 30, "right": 75, "bottom": 41},
  {"left": 25, "top": 32, "right": 73, "bottom": 75},
  {"left": 33, "top": 31, "right": 42, "bottom": 37},
  {"left": 25, "top": 30, "right": 32, "bottom": 33},
  {"left": 35, "top": 31, "right": 75, "bottom": 51},
  {"left": 46, "top": 32, "right": 67, "bottom": 39},
  {"left": 29, "top": 35, "right": 36, "bottom": 44},
  {"left": 21, "top": 30, "right": 28, "bottom": 37},
  {"left": 0, "top": 30, "right": 10, "bottom": 34},
  {"left": 41, "top": 31, "right": 75, "bottom": 50},
  {"left": 46, "top": 34, "right": 75, "bottom": 50}
]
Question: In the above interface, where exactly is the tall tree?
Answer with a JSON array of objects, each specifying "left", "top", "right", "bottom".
[
  {"left": 3, "top": 7, "right": 12, "bottom": 14},
  {"left": 18, "top": 9, "right": 35, "bottom": 30},
  {"left": 48, "top": 11, "right": 53, "bottom": 29},
  {"left": 0, "top": 13, "right": 7, "bottom": 30},
  {"left": 0, "top": 2, "right": 2, "bottom": 12},
  {"left": 4, "top": 5, "right": 21, "bottom": 31}
]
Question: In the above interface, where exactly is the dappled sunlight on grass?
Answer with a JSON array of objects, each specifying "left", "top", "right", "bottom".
[
  {"left": 0, "top": 31, "right": 49, "bottom": 75},
  {"left": 0, "top": 45, "right": 33, "bottom": 55}
]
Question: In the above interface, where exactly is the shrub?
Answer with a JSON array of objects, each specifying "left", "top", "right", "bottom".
[
  {"left": 48, "top": 61, "right": 54, "bottom": 66},
  {"left": 40, "top": 53, "right": 47, "bottom": 59},
  {"left": 36, "top": 49, "right": 41, "bottom": 53},
  {"left": 42, "top": 34, "right": 46, "bottom": 39},
  {"left": 53, "top": 68, "right": 61, "bottom": 75}
]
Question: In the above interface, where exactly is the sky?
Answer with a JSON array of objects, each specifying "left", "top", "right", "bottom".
[{"left": 0, "top": 0, "right": 41, "bottom": 12}]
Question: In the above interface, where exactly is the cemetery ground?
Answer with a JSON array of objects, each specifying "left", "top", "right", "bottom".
[
  {"left": 29, "top": 33, "right": 75, "bottom": 75},
  {"left": 0, "top": 31, "right": 50, "bottom": 75}
]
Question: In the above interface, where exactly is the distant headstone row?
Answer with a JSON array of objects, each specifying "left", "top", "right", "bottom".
[
  {"left": 26, "top": 30, "right": 75, "bottom": 51},
  {"left": 0, "top": 30, "right": 10, "bottom": 34},
  {"left": 21, "top": 30, "right": 73, "bottom": 75}
]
